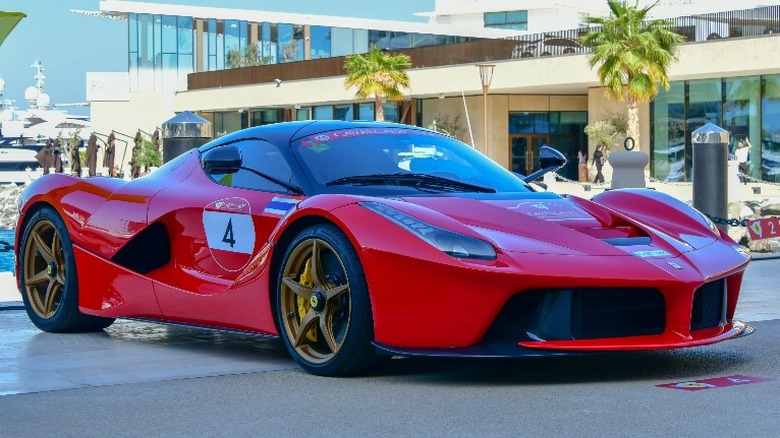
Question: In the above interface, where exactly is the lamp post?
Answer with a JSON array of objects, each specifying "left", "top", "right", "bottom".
[{"left": 476, "top": 64, "right": 495, "bottom": 156}]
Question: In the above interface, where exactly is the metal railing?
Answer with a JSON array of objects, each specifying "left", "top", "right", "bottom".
[{"left": 507, "top": 5, "right": 780, "bottom": 59}]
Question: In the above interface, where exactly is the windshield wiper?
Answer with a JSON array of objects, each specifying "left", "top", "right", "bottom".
[
  {"left": 240, "top": 167, "right": 305, "bottom": 195},
  {"left": 325, "top": 173, "right": 495, "bottom": 193}
]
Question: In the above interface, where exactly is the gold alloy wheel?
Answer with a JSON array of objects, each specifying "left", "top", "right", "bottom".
[
  {"left": 280, "top": 238, "right": 351, "bottom": 364},
  {"left": 23, "top": 220, "right": 67, "bottom": 319}
]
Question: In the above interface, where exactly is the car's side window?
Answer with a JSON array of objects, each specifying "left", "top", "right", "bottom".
[{"left": 211, "top": 139, "right": 297, "bottom": 193}]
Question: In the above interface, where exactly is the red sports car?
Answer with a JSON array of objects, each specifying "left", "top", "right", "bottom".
[{"left": 15, "top": 120, "right": 753, "bottom": 376}]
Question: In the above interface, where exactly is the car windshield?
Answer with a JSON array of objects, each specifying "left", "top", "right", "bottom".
[{"left": 292, "top": 127, "right": 532, "bottom": 195}]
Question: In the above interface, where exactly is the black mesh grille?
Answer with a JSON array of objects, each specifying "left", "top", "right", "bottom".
[
  {"left": 570, "top": 289, "right": 666, "bottom": 339},
  {"left": 691, "top": 279, "right": 726, "bottom": 330},
  {"left": 483, "top": 288, "right": 666, "bottom": 343}
]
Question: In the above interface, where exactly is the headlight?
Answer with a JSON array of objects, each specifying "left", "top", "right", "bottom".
[{"left": 361, "top": 202, "right": 497, "bottom": 261}]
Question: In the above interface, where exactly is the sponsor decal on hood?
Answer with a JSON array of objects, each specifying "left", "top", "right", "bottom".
[{"left": 492, "top": 199, "right": 595, "bottom": 222}]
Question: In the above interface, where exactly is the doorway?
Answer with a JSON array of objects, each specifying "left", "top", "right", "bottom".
[{"left": 510, "top": 135, "right": 549, "bottom": 176}]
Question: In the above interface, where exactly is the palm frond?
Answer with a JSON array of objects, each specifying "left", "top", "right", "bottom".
[
  {"left": 582, "top": 0, "right": 683, "bottom": 144},
  {"left": 343, "top": 45, "right": 412, "bottom": 116}
]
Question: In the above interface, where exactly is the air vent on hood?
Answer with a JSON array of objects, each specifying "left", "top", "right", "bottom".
[{"left": 601, "top": 237, "right": 652, "bottom": 247}]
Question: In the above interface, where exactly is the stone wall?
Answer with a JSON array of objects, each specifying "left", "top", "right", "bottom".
[
  {"left": 728, "top": 199, "right": 780, "bottom": 253},
  {"left": 0, "top": 186, "right": 24, "bottom": 230}
]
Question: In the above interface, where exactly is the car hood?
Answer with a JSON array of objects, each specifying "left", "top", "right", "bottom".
[{"left": 398, "top": 193, "right": 712, "bottom": 257}]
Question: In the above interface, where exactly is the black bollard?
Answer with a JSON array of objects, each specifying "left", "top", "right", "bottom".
[
  {"left": 161, "top": 111, "right": 213, "bottom": 164},
  {"left": 692, "top": 123, "right": 729, "bottom": 230}
]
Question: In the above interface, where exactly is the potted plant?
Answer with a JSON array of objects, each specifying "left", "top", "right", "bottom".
[{"left": 135, "top": 139, "right": 162, "bottom": 172}]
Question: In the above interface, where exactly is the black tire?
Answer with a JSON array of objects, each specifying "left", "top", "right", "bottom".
[
  {"left": 18, "top": 207, "right": 115, "bottom": 332},
  {"left": 275, "top": 223, "right": 385, "bottom": 376}
]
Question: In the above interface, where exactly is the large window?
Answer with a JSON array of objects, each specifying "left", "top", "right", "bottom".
[
  {"left": 762, "top": 74, "right": 780, "bottom": 182},
  {"left": 484, "top": 11, "right": 528, "bottom": 30},
  {"left": 652, "top": 75, "right": 780, "bottom": 182},
  {"left": 260, "top": 22, "right": 278, "bottom": 64},
  {"left": 250, "top": 109, "right": 282, "bottom": 126},
  {"left": 685, "top": 79, "right": 722, "bottom": 179},
  {"left": 508, "top": 112, "right": 587, "bottom": 181},
  {"left": 723, "top": 76, "right": 760, "bottom": 179},
  {"left": 129, "top": 13, "right": 195, "bottom": 92},
  {"left": 310, "top": 26, "right": 331, "bottom": 59},
  {"left": 311, "top": 103, "right": 393, "bottom": 122},
  {"left": 331, "top": 27, "right": 369, "bottom": 56},
  {"left": 128, "top": 14, "right": 480, "bottom": 90},
  {"left": 213, "top": 112, "right": 242, "bottom": 136},
  {"left": 651, "top": 82, "right": 685, "bottom": 181}
]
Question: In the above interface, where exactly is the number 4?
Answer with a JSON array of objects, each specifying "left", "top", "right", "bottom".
[{"left": 222, "top": 218, "right": 236, "bottom": 248}]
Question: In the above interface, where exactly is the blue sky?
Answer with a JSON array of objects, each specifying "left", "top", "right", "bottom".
[{"left": 0, "top": 0, "right": 431, "bottom": 116}]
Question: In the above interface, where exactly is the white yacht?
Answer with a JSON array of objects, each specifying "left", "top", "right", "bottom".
[{"left": 0, "top": 60, "right": 90, "bottom": 184}]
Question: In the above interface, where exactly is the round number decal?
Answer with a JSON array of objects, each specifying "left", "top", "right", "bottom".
[{"left": 203, "top": 197, "right": 255, "bottom": 271}]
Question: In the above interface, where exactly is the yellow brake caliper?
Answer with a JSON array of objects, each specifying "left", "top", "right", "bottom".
[{"left": 297, "top": 258, "right": 318, "bottom": 342}]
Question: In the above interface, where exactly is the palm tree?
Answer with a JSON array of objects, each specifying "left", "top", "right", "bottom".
[
  {"left": 579, "top": 0, "right": 684, "bottom": 150},
  {"left": 344, "top": 45, "right": 411, "bottom": 121}
]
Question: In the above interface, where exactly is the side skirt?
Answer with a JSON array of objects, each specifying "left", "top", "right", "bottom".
[{"left": 125, "top": 317, "right": 280, "bottom": 340}]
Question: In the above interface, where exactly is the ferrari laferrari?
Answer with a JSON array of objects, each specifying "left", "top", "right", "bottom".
[{"left": 15, "top": 120, "right": 753, "bottom": 376}]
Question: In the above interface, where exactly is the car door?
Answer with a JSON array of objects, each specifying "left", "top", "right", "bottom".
[{"left": 148, "top": 138, "right": 304, "bottom": 330}]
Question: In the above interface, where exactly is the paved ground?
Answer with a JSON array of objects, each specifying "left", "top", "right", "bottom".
[{"left": 0, "top": 322, "right": 778, "bottom": 436}]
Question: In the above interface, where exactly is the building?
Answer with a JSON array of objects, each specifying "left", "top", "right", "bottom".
[{"left": 81, "top": 0, "right": 780, "bottom": 182}]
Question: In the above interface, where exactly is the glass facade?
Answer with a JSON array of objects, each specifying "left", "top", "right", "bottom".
[
  {"left": 129, "top": 13, "right": 195, "bottom": 92},
  {"left": 127, "top": 13, "right": 476, "bottom": 93},
  {"left": 508, "top": 111, "right": 587, "bottom": 181},
  {"left": 213, "top": 112, "right": 242, "bottom": 137},
  {"left": 651, "top": 75, "right": 779, "bottom": 182},
  {"left": 484, "top": 11, "right": 528, "bottom": 30},
  {"left": 250, "top": 109, "right": 282, "bottom": 126},
  {"left": 310, "top": 26, "right": 332, "bottom": 59},
  {"left": 308, "top": 103, "right": 398, "bottom": 122},
  {"left": 762, "top": 75, "right": 780, "bottom": 181},
  {"left": 651, "top": 82, "right": 685, "bottom": 182},
  {"left": 208, "top": 102, "right": 401, "bottom": 136}
]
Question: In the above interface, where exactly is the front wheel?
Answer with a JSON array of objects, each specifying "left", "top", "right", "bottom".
[
  {"left": 276, "top": 224, "right": 383, "bottom": 376},
  {"left": 19, "top": 207, "right": 114, "bottom": 332}
]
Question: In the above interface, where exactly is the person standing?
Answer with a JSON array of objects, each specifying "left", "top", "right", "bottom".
[
  {"left": 577, "top": 149, "right": 590, "bottom": 182},
  {"left": 735, "top": 138, "right": 750, "bottom": 184},
  {"left": 592, "top": 145, "right": 605, "bottom": 184},
  {"left": 130, "top": 130, "right": 143, "bottom": 178},
  {"left": 86, "top": 133, "right": 99, "bottom": 177},
  {"left": 53, "top": 138, "right": 64, "bottom": 173},
  {"left": 35, "top": 139, "right": 54, "bottom": 175},
  {"left": 70, "top": 139, "right": 82, "bottom": 176},
  {"left": 104, "top": 133, "right": 116, "bottom": 177}
]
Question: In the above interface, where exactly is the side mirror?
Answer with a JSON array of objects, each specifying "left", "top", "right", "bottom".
[
  {"left": 539, "top": 146, "right": 567, "bottom": 170},
  {"left": 202, "top": 145, "right": 242, "bottom": 174},
  {"left": 523, "top": 146, "right": 567, "bottom": 183}
]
